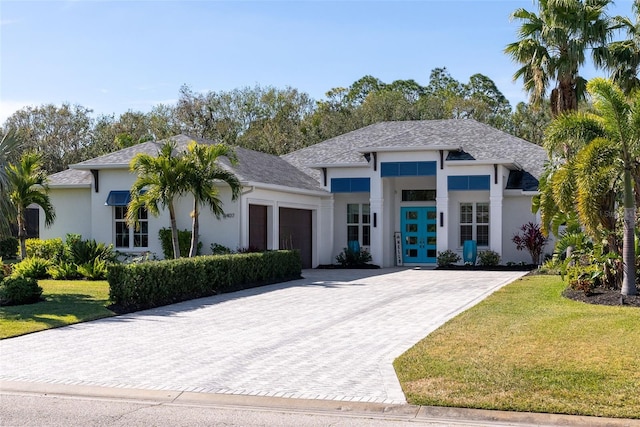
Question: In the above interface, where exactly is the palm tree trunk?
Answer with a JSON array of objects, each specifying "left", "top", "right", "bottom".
[
  {"left": 189, "top": 201, "right": 199, "bottom": 258},
  {"left": 622, "top": 169, "right": 637, "bottom": 296},
  {"left": 168, "top": 202, "right": 180, "bottom": 259},
  {"left": 17, "top": 207, "right": 27, "bottom": 260}
]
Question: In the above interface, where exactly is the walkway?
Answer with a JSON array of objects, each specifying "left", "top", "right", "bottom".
[{"left": 0, "top": 268, "right": 525, "bottom": 404}]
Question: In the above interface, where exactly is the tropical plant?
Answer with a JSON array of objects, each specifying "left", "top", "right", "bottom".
[
  {"left": 436, "top": 250, "right": 461, "bottom": 267},
  {"left": 6, "top": 152, "right": 56, "bottom": 259},
  {"left": 47, "top": 261, "right": 80, "bottom": 280},
  {"left": 543, "top": 78, "right": 639, "bottom": 296},
  {"left": 183, "top": 142, "right": 242, "bottom": 257},
  {"left": 11, "top": 257, "right": 52, "bottom": 279},
  {"left": 505, "top": 0, "right": 615, "bottom": 116},
  {"left": 597, "top": 0, "right": 640, "bottom": 95},
  {"left": 512, "top": 222, "right": 548, "bottom": 265},
  {"left": 128, "top": 141, "right": 189, "bottom": 259},
  {"left": 0, "top": 131, "right": 20, "bottom": 238},
  {"left": 335, "top": 247, "right": 372, "bottom": 267},
  {"left": 477, "top": 250, "right": 501, "bottom": 266},
  {"left": 77, "top": 258, "right": 108, "bottom": 280}
]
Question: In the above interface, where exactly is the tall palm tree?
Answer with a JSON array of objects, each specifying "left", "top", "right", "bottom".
[
  {"left": 128, "top": 141, "right": 189, "bottom": 259},
  {"left": 597, "top": 0, "right": 640, "bottom": 95},
  {"left": 505, "top": 0, "right": 614, "bottom": 117},
  {"left": 184, "top": 141, "right": 241, "bottom": 258},
  {"left": 0, "top": 132, "right": 20, "bottom": 237},
  {"left": 544, "top": 78, "right": 639, "bottom": 296},
  {"left": 6, "top": 152, "right": 56, "bottom": 259}
]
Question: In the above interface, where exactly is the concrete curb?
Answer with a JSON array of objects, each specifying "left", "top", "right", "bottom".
[{"left": 2, "top": 380, "right": 638, "bottom": 427}]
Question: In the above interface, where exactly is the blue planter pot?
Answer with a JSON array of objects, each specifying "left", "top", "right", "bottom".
[{"left": 463, "top": 240, "right": 477, "bottom": 264}]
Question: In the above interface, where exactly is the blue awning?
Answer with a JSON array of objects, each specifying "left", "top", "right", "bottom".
[{"left": 105, "top": 191, "right": 131, "bottom": 206}]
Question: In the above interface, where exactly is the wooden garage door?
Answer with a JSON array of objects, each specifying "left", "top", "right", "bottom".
[
  {"left": 279, "top": 207, "right": 312, "bottom": 268},
  {"left": 249, "top": 204, "right": 268, "bottom": 251}
]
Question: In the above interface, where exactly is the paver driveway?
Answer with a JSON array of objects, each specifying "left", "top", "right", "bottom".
[{"left": 0, "top": 268, "right": 525, "bottom": 404}]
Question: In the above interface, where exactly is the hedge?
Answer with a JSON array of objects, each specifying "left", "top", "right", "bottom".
[{"left": 107, "top": 250, "right": 302, "bottom": 311}]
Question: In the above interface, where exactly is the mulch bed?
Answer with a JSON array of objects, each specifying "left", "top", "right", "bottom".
[
  {"left": 436, "top": 264, "right": 538, "bottom": 271},
  {"left": 316, "top": 264, "right": 381, "bottom": 269},
  {"left": 562, "top": 287, "right": 640, "bottom": 308}
]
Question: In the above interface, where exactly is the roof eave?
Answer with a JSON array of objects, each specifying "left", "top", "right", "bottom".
[{"left": 446, "top": 159, "right": 523, "bottom": 170}]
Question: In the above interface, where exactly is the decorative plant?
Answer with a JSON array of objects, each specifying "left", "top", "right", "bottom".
[
  {"left": 336, "top": 247, "right": 372, "bottom": 267},
  {"left": 477, "top": 250, "right": 500, "bottom": 266},
  {"left": 437, "top": 250, "right": 461, "bottom": 267},
  {"left": 512, "top": 222, "right": 548, "bottom": 265}
]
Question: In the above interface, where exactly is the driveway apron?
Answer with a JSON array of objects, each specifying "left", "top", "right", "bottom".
[{"left": 0, "top": 268, "right": 526, "bottom": 404}]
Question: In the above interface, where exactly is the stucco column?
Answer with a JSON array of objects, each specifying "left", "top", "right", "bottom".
[
  {"left": 489, "top": 192, "right": 503, "bottom": 259},
  {"left": 369, "top": 175, "right": 385, "bottom": 267},
  {"left": 436, "top": 196, "right": 449, "bottom": 254},
  {"left": 318, "top": 197, "right": 334, "bottom": 265}
]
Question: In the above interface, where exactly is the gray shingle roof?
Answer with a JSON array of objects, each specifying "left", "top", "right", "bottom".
[
  {"left": 282, "top": 119, "right": 547, "bottom": 190},
  {"left": 48, "top": 169, "right": 92, "bottom": 187},
  {"left": 65, "top": 134, "right": 323, "bottom": 192}
]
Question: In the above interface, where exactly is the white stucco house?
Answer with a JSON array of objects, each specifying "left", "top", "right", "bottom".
[{"left": 40, "top": 119, "right": 549, "bottom": 268}]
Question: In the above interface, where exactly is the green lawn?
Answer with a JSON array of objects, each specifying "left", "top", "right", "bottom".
[
  {"left": 0, "top": 280, "right": 115, "bottom": 339},
  {"left": 394, "top": 275, "right": 640, "bottom": 419}
]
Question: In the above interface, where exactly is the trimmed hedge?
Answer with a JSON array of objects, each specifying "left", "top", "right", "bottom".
[{"left": 107, "top": 250, "right": 302, "bottom": 311}]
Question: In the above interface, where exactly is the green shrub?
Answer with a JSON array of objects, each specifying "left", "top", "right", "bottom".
[
  {"left": 158, "top": 228, "right": 202, "bottom": 258},
  {"left": 69, "top": 239, "right": 116, "bottom": 265},
  {"left": 0, "top": 237, "right": 18, "bottom": 259},
  {"left": 0, "top": 259, "right": 12, "bottom": 279},
  {"left": 0, "top": 276, "right": 43, "bottom": 306},
  {"left": 11, "top": 257, "right": 52, "bottom": 279},
  {"left": 335, "top": 247, "right": 372, "bottom": 267},
  {"left": 437, "top": 250, "right": 461, "bottom": 267},
  {"left": 25, "top": 238, "right": 65, "bottom": 261},
  {"left": 108, "top": 250, "right": 301, "bottom": 311},
  {"left": 567, "top": 264, "right": 602, "bottom": 295},
  {"left": 211, "top": 243, "right": 234, "bottom": 255},
  {"left": 77, "top": 258, "right": 109, "bottom": 280},
  {"left": 47, "top": 261, "right": 80, "bottom": 280},
  {"left": 477, "top": 250, "right": 500, "bottom": 266}
]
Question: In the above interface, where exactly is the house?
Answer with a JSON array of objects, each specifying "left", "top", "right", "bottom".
[{"left": 40, "top": 119, "right": 549, "bottom": 267}]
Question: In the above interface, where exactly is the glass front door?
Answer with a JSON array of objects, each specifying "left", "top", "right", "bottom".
[{"left": 401, "top": 207, "right": 437, "bottom": 263}]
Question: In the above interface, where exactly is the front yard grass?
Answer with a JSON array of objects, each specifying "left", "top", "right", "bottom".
[
  {"left": 0, "top": 280, "right": 115, "bottom": 339},
  {"left": 394, "top": 275, "right": 640, "bottom": 419}
]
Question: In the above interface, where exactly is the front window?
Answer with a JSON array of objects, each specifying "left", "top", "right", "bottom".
[
  {"left": 115, "top": 207, "right": 148, "bottom": 249},
  {"left": 459, "top": 202, "right": 489, "bottom": 247},
  {"left": 347, "top": 203, "right": 370, "bottom": 246}
]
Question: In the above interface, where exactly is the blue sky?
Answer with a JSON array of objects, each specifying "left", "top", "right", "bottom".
[{"left": 1, "top": 0, "right": 636, "bottom": 124}]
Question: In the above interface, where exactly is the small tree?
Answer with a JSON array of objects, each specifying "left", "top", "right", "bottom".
[
  {"left": 6, "top": 152, "right": 56, "bottom": 259},
  {"left": 512, "top": 222, "right": 548, "bottom": 265}
]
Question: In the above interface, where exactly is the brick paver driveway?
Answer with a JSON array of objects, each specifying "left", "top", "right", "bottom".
[{"left": 0, "top": 268, "right": 525, "bottom": 404}]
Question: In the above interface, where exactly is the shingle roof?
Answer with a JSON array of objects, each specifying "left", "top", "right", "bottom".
[
  {"left": 65, "top": 134, "right": 323, "bottom": 192},
  {"left": 47, "top": 169, "right": 92, "bottom": 187},
  {"left": 283, "top": 119, "right": 547, "bottom": 189}
]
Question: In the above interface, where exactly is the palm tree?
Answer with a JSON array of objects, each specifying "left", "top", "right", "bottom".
[
  {"left": 6, "top": 152, "right": 56, "bottom": 259},
  {"left": 544, "top": 78, "right": 639, "bottom": 296},
  {"left": 597, "top": 0, "right": 640, "bottom": 95},
  {"left": 0, "top": 132, "right": 20, "bottom": 237},
  {"left": 184, "top": 141, "right": 241, "bottom": 257},
  {"left": 505, "top": 0, "right": 614, "bottom": 117},
  {"left": 128, "top": 141, "right": 189, "bottom": 259}
]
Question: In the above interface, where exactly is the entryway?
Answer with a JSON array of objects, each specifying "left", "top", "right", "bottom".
[{"left": 400, "top": 206, "right": 437, "bottom": 264}]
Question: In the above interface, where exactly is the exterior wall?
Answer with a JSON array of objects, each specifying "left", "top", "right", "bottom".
[
  {"left": 501, "top": 195, "right": 552, "bottom": 264},
  {"left": 39, "top": 188, "right": 91, "bottom": 241},
  {"left": 446, "top": 190, "right": 491, "bottom": 260}
]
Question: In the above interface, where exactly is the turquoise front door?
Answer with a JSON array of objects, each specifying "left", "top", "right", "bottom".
[{"left": 401, "top": 207, "right": 437, "bottom": 263}]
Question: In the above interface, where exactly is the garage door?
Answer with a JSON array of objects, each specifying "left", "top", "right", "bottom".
[
  {"left": 279, "top": 207, "right": 312, "bottom": 268},
  {"left": 249, "top": 204, "right": 268, "bottom": 251}
]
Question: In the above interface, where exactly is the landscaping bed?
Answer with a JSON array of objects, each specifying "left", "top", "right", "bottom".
[
  {"left": 563, "top": 287, "right": 640, "bottom": 307},
  {"left": 435, "top": 264, "right": 537, "bottom": 271}
]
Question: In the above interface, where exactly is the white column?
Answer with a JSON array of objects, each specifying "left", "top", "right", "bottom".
[
  {"left": 318, "top": 197, "right": 334, "bottom": 265},
  {"left": 490, "top": 170, "right": 503, "bottom": 257},
  {"left": 369, "top": 175, "right": 385, "bottom": 267},
  {"left": 436, "top": 166, "right": 449, "bottom": 254}
]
